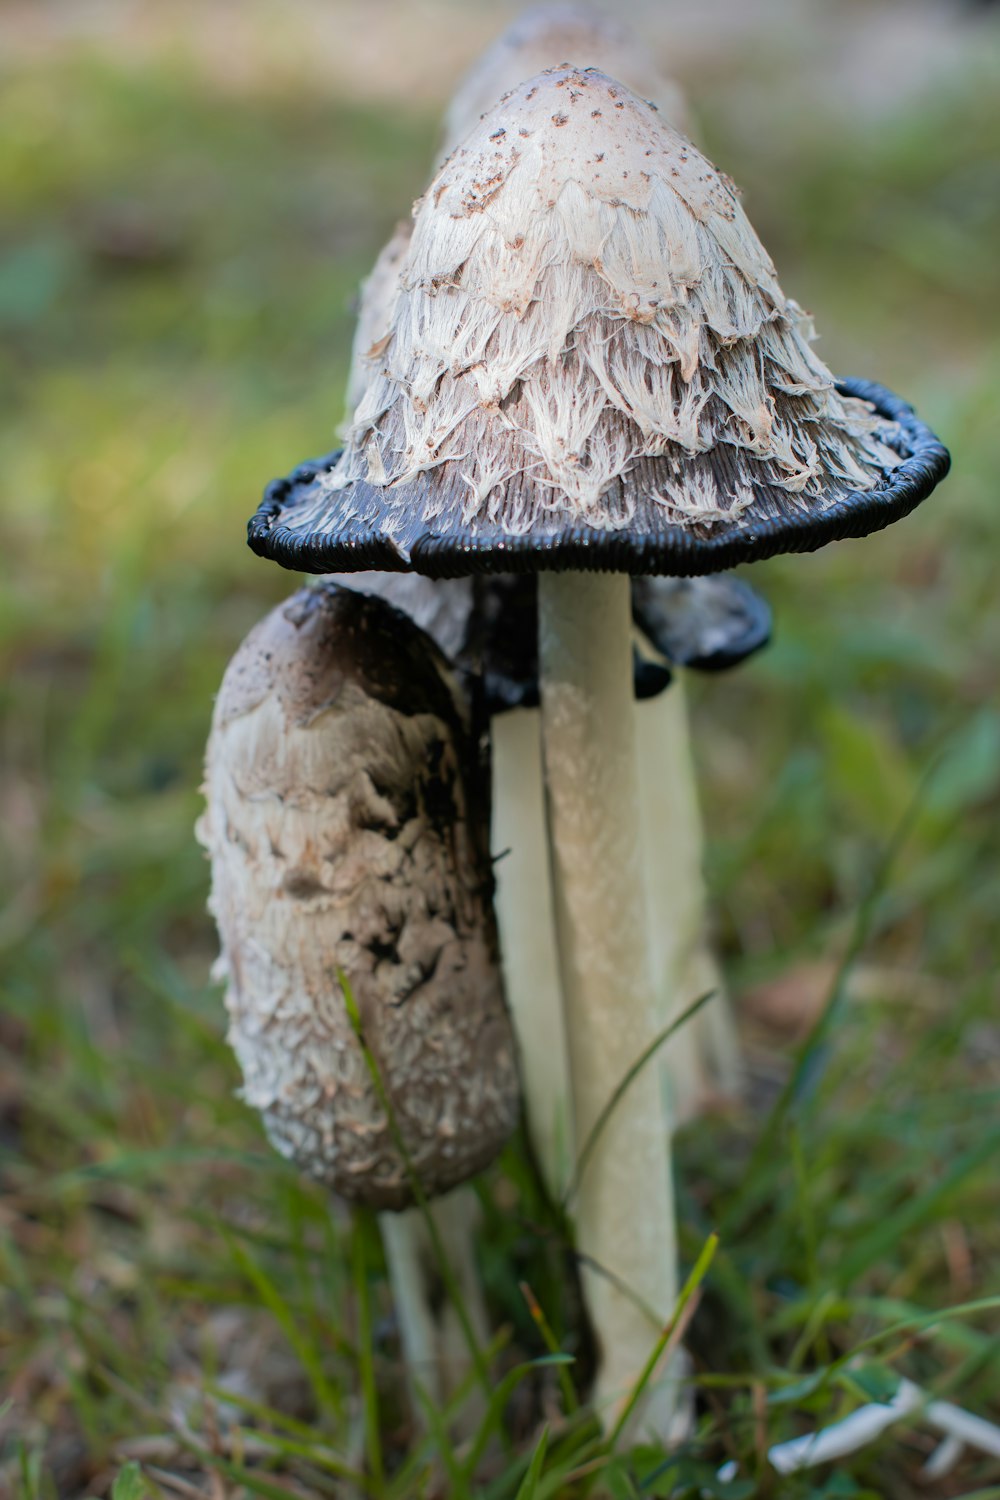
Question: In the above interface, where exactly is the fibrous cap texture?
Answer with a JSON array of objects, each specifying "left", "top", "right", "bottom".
[
  {"left": 252, "top": 68, "right": 944, "bottom": 575},
  {"left": 344, "top": 7, "right": 688, "bottom": 422},
  {"left": 198, "top": 584, "right": 519, "bottom": 1210}
]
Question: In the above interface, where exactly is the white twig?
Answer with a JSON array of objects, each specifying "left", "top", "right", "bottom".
[
  {"left": 921, "top": 1432, "right": 965, "bottom": 1480},
  {"left": 717, "top": 1376, "right": 1000, "bottom": 1482},
  {"left": 911, "top": 1378, "right": 1000, "bottom": 1460}
]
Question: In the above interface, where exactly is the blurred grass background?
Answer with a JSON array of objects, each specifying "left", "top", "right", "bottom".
[{"left": 1, "top": 1, "right": 999, "bottom": 1495}]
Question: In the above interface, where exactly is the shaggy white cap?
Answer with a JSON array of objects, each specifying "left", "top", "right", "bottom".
[
  {"left": 284, "top": 67, "right": 901, "bottom": 557},
  {"left": 344, "top": 6, "right": 688, "bottom": 425}
]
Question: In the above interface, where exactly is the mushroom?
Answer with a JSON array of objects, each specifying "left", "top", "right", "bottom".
[
  {"left": 248, "top": 66, "right": 949, "bottom": 1431},
  {"left": 198, "top": 582, "right": 520, "bottom": 1408},
  {"left": 333, "top": 4, "right": 758, "bottom": 1203}
]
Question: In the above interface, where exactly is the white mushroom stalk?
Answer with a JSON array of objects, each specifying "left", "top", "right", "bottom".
[
  {"left": 538, "top": 570, "right": 682, "bottom": 1429},
  {"left": 636, "top": 672, "right": 739, "bottom": 1121},
  {"left": 488, "top": 704, "right": 572, "bottom": 1190},
  {"left": 198, "top": 584, "right": 520, "bottom": 1416},
  {"left": 379, "top": 1188, "right": 492, "bottom": 1421}
]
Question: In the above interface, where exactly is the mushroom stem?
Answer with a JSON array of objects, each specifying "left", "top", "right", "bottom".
[
  {"left": 537, "top": 570, "right": 681, "bottom": 1432},
  {"left": 636, "top": 676, "right": 741, "bottom": 1120},
  {"left": 491, "top": 707, "right": 574, "bottom": 1199},
  {"left": 379, "top": 1187, "right": 490, "bottom": 1427}
]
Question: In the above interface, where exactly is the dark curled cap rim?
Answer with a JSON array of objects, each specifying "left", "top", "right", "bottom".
[{"left": 247, "top": 378, "right": 951, "bottom": 580}]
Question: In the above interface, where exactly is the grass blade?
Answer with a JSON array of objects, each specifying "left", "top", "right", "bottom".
[
  {"left": 562, "top": 990, "right": 715, "bottom": 1210},
  {"left": 724, "top": 756, "right": 944, "bottom": 1237},
  {"left": 352, "top": 1208, "right": 385, "bottom": 1492},
  {"left": 222, "top": 1226, "right": 344, "bottom": 1426},
  {"left": 514, "top": 1426, "right": 549, "bottom": 1499},
  {"left": 608, "top": 1231, "right": 719, "bottom": 1449},
  {"left": 520, "top": 1281, "right": 578, "bottom": 1413}
]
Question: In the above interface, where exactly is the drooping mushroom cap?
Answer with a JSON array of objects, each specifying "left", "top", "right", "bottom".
[
  {"left": 251, "top": 68, "right": 947, "bottom": 576},
  {"left": 198, "top": 584, "right": 520, "bottom": 1210}
]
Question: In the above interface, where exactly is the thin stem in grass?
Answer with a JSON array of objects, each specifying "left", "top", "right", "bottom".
[
  {"left": 459, "top": 1356, "right": 577, "bottom": 1483},
  {"left": 787, "top": 1288, "right": 839, "bottom": 1375},
  {"left": 387, "top": 1329, "right": 512, "bottom": 1499},
  {"left": 412, "top": 1377, "right": 470, "bottom": 1499},
  {"left": 607, "top": 1230, "right": 719, "bottom": 1450},
  {"left": 789, "top": 1125, "right": 820, "bottom": 1299},
  {"left": 477, "top": 1414, "right": 604, "bottom": 1500},
  {"left": 513, "top": 1426, "right": 550, "bottom": 1499},
  {"left": 560, "top": 989, "right": 715, "bottom": 1213},
  {"left": 840, "top": 1294, "right": 1000, "bottom": 1367},
  {"left": 352, "top": 1209, "right": 385, "bottom": 1493},
  {"left": 520, "top": 1281, "right": 578, "bottom": 1414},
  {"left": 340, "top": 973, "right": 493, "bottom": 1404}
]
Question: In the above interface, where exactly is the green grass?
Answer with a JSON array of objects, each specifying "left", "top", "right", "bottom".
[{"left": 2, "top": 18, "right": 999, "bottom": 1499}]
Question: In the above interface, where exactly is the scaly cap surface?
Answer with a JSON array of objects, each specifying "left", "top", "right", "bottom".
[
  {"left": 250, "top": 68, "right": 947, "bottom": 576},
  {"left": 198, "top": 585, "right": 519, "bottom": 1209}
]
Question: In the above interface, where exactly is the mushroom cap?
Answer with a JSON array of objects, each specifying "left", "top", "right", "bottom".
[
  {"left": 250, "top": 68, "right": 947, "bottom": 577},
  {"left": 198, "top": 583, "right": 520, "bottom": 1210},
  {"left": 344, "top": 8, "right": 689, "bottom": 429},
  {"left": 343, "top": 219, "right": 411, "bottom": 421},
  {"left": 442, "top": 3, "right": 691, "bottom": 154},
  {"left": 632, "top": 575, "right": 771, "bottom": 671},
  {"left": 329, "top": 27, "right": 769, "bottom": 683}
]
